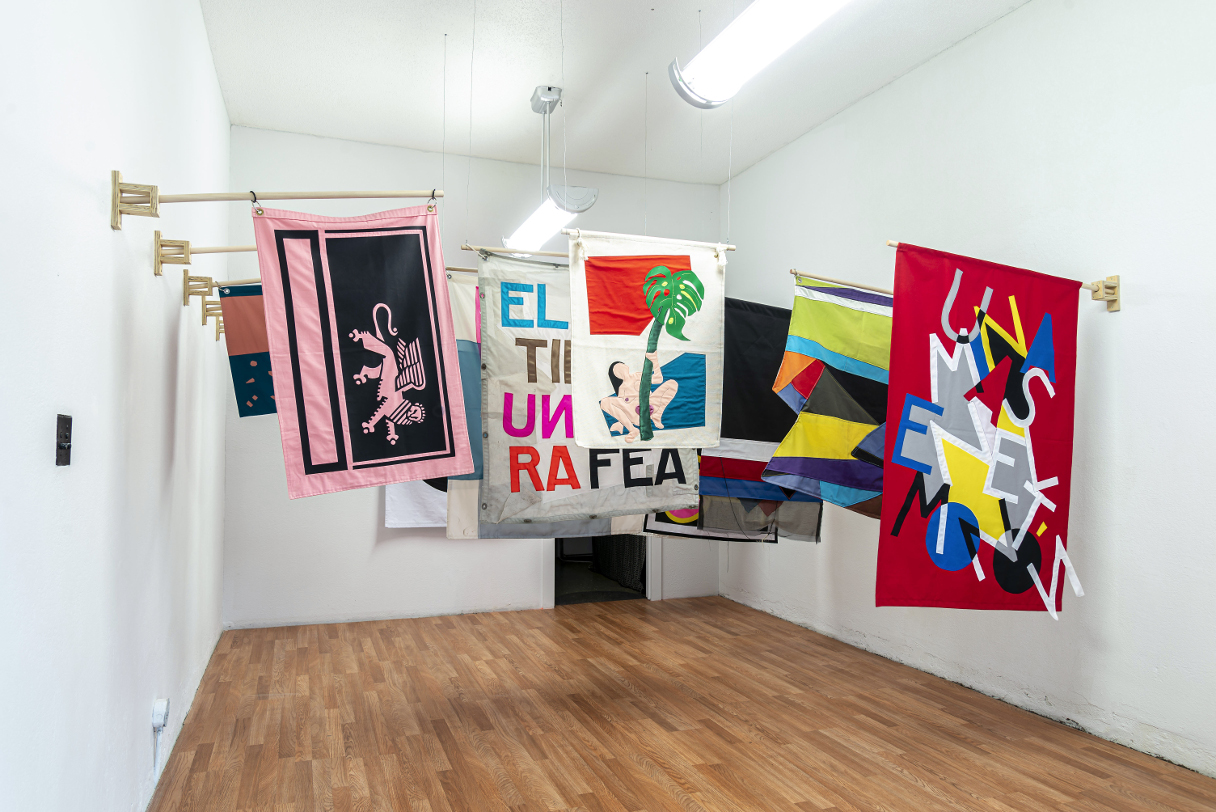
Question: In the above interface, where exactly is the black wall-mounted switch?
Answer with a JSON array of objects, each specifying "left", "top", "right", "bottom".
[{"left": 56, "top": 415, "right": 72, "bottom": 466}]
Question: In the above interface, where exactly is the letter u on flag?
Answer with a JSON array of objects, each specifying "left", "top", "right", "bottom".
[{"left": 254, "top": 206, "right": 472, "bottom": 498}]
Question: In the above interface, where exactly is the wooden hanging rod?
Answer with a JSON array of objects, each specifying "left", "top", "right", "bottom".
[
  {"left": 561, "top": 228, "right": 735, "bottom": 252},
  {"left": 461, "top": 243, "right": 568, "bottom": 258},
  {"left": 160, "top": 191, "right": 442, "bottom": 204},
  {"left": 112, "top": 171, "right": 442, "bottom": 229},
  {"left": 153, "top": 232, "right": 257, "bottom": 276},
  {"left": 885, "top": 241, "right": 1120, "bottom": 311},
  {"left": 788, "top": 269, "right": 893, "bottom": 296},
  {"left": 193, "top": 245, "right": 256, "bottom": 254}
]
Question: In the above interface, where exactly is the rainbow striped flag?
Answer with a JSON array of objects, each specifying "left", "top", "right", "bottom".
[{"left": 764, "top": 278, "right": 892, "bottom": 518}]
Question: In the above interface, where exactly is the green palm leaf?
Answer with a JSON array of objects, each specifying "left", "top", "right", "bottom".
[{"left": 643, "top": 265, "right": 705, "bottom": 340}]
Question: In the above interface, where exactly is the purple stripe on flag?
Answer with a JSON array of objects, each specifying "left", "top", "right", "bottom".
[
  {"left": 804, "top": 283, "right": 894, "bottom": 308},
  {"left": 763, "top": 455, "right": 884, "bottom": 492}
]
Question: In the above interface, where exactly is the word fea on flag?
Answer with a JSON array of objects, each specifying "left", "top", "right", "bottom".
[{"left": 585, "top": 255, "right": 705, "bottom": 441}]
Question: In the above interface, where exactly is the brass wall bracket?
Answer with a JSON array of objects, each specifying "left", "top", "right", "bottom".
[
  {"left": 1090, "top": 275, "right": 1120, "bottom": 312},
  {"left": 183, "top": 270, "right": 216, "bottom": 306},
  {"left": 111, "top": 171, "right": 158, "bottom": 230},
  {"left": 153, "top": 232, "right": 190, "bottom": 276},
  {"left": 202, "top": 299, "right": 224, "bottom": 327}
]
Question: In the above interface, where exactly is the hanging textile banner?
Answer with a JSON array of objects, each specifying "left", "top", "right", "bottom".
[
  {"left": 439, "top": 268, "right": 633, "bottom": 539},
  {"left": 254, "top": 206, "right": 472, "bottom": 499},
  {"left": 717, "top": 297, "right": 798, "bottom": 455},
  {"left": 643, "top": 497, "right": 821, "bottom": 543},
  {"left": 480, "top": 253, "right": 698, "bottom": 525},
  {"left": 643, "top": 297, "right": 822, "bottom": 543},
  {"left": 447, "top": 270, "right": 484, "bottom": 483},
  {"left": 703, "top": 297, "right": 802, "bottom": 500},
  {"left": 218, "top": 283, "right": 275, "bottom": 417},
  {"left": 385, "top": 479, "right": 448, "bottom": 528},
  {"left": 763, "top": 278, "right": 893, "bottom": 519},
  {"left": 569, "top": 233, "right": 726, "bottom": 449},
  {"left": 877, "top": 244, "right": 1082, "bottom": 615},
  {"left": 386, "top": 270, "right": 480, "bottom": 527}
]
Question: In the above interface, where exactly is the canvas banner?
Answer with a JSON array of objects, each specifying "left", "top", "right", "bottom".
[
  {"left": 877, "top": 244, "right": 1083, "bottom": 614},
  {"left": 255, "top": 206, "right": 472, "bottom": 499},
  {"left": 569, "top": 232, "right": 726, "bottom": 449},
  {"left": 218, "top": 283, "right": 275, "bottom": 417},
  {"left": 480, "top": 254, "right": 698, "bottom": 525}
]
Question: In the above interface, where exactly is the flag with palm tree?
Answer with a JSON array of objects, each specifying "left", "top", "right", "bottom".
[{"left": 572, "top": 237, "right": 726, "bottom": 450}]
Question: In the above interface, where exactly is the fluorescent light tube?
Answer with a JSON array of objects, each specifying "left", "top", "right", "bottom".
[
  {"left": 670, "top": 0, "right": 855, "bottom": 108},
  {"left": 504, "top": 198, "right": 577, "bottom": 253}
]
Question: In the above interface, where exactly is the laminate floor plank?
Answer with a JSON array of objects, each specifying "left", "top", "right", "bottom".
[{"left": 149, "top": 597, "right": 1216, "bottom": 812}]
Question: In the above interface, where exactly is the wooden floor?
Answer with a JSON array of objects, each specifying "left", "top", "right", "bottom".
[{"left": 149, "top": 597, "right": 1216, "bottom": 812}]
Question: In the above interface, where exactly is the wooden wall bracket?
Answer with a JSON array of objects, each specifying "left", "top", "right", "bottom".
[
  {"left": 111, "top": 171, "right": 158, "bottom": 230},
  {"left": 153, "top": 231, "right": 190, "bottom": 276},
  {"left": 1090, "top": 275, "right": 1120, "bottom": 312},
  {"left": 183, "top": 270, "right": 216, "bottom": 306},
  {"left": 201, "top": 299, "right": 223, "bottom": 327},
  {"left": 215, "top": 315, "right": 226, "bottom": 342}
]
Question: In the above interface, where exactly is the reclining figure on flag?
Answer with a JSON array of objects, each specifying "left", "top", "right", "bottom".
[{"left": 600, "top": 353, "right": 679, "bottom": 442}]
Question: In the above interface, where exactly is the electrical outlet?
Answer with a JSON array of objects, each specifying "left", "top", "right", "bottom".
[
  {"left": 152, "top": 698, "right": 170, "bottom": 731},
  {"left": 55, "top": 415, "right": 72, "bottom": 466},
  {"left": 152, "top": 698, "right": 170, "bottom": 773}
]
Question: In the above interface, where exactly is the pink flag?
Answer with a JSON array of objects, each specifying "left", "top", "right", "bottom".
[{"left": 254, "top": 206, "right": 472, "bottom": 498}]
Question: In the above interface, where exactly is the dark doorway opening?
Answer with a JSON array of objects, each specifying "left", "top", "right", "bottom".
[{"left": 555, "top": 535, "right": 647, "bottom": 606}]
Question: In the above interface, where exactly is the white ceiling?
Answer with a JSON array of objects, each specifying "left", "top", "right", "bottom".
[{"left": 200, "top": 0, "right": 1030, "bottom": 185}]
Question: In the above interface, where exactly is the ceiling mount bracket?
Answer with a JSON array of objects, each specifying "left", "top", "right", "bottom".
[{"left": 530, "top": 85, "right": 562, "bottom": 114}]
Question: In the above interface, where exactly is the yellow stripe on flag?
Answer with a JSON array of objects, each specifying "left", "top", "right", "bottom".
[{"left": 773, "top": 413, "right": 877, "bottom": 461}]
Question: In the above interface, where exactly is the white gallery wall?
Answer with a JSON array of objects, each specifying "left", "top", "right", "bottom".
[
  {"left": 222, "top": 126, "right": 720, "bottom": 628},
  {"left": 0, "top": 1, "right": 230, "bottom": 810},
  {"left": 718, "top": 0, "right": 1216, "bottom": 775}
]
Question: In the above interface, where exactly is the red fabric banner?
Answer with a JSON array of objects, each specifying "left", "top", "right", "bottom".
[{"left": 877, "top": 244, "right": 1082, "bottom": 612}]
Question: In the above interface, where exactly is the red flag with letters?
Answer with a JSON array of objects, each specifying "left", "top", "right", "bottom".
[{"left": 877, "top": 244, "right": 1083, "bottom": 614}]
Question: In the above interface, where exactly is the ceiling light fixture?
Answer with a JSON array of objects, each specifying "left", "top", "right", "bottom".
[
  {"left": 669, "top": 0, "right": 855, "bottom": 109},
  {"left": 504, "top": 86, "right": 597, "bottom": 253}
]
